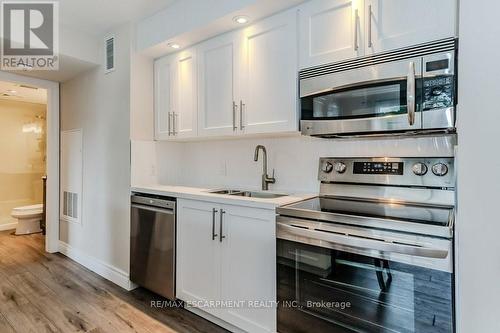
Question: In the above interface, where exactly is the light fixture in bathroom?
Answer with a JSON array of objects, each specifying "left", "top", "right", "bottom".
[
  {"left": 168, "top": 42, "right": 180, "bottom": 49},
  {"left": 233, "top": 15, "right": 249, "bottom": 24},
  {"left": 22, "top": 123, "right": 42, "bottom": 134}
]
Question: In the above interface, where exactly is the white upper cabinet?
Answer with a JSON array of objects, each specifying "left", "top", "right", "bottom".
[
  {"left": 197, "top": 32, "right": 240, "bottom": 137},
  {"left": 299, "top": 0, "right": 363, "bottom": 69},
  {"left": 298, "top": 0, "right": 457, "bottom": 68},
  {"left": 174, "top": 49, "right": 197, "bottom": 138},
  {"left": 154, "top": 48, "right": 197, "bottom": 140},
  {"left": 154, "top": 54, "right": 175, "bottom": 140},
  {"left": 239, "top": 9, "right": 298, "bottom": 134},
  {"left": 365, "top": 0, "right": 457, "bottom": 54}
]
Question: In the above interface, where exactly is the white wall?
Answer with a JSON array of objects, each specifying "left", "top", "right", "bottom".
[
  {"left": 132, "top": 134, "right": 456, "bottom": 193},
  {"left": 60, "top": 24, "right": 131, "bottom": 280},
  {"left": 456, "top": 1, "right": 500, "bottom": 332}
]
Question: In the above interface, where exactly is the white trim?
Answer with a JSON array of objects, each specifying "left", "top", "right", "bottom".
[
  {"left": 0, "top": 222, "right": 17, "bottom": 231},
  {"left": 185, "top": 307, "right": 244, "bottom": 333},
  {"left": 58, "top": 240, "right": 137, "bottom": 291},
  {"left": 0, "top": 71, "right": 59, "bottom": 253}
]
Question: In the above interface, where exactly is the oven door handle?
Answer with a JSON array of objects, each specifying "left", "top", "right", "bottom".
[{"left": 277, "top": 222, "right": 448, "bottom": 259}]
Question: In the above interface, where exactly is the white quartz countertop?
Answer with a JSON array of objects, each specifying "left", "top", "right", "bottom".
[{"left": 131, "top": 184, "right": 315, "bottom": 210}]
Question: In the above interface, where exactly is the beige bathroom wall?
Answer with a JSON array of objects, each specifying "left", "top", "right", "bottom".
[{"left": 0, "top": 99, "right": 46, "bottom": 228}]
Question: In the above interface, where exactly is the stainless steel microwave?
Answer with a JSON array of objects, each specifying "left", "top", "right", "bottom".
[{"left": 299, "top": 38, "right": 457, "bottom": 137}]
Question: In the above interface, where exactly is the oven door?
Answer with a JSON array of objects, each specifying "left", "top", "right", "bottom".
[
  {"left": 300, "top": 57, "right": 423, "bottom": 137},
  {"left": 277, "top": 219, "right": 454, "bottom": 333}
]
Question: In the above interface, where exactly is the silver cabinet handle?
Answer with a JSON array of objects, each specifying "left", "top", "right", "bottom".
[
  {"left": 407, "top": 62, "right": 416, "bottom": 126},
  {"left": 232, "top": 101, "right": 237, "bottom": 131},
  {"left": 168, "top": 112, "right": 173, "bottom": 136},
  {"left": 212, "top": 208, "right": 218, "bottom": 240},
  {"left": 368, "top": 5, "right": 372, "bottom": 48},
  {"left": 172, "top": 112, "right": 177, "bottom": 135},
  {"left": 219, "top": 209, "right": 226, "bottom": 242},
  {"left": 277, "top": 222, "right": 448, "bottom": 259},
  {"left": 354, "top": 9, "right": 359, "bottom": 51},
  {"left": 239, "top": 100, "right": 245, "bottom": 130}
]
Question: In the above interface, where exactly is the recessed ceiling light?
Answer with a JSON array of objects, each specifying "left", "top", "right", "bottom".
[
  {"left": 233, "top": 15, "right": 249, "bottom": 24},
  {"left": 168, "top": 42, "right": 180, "bottom": 49}
]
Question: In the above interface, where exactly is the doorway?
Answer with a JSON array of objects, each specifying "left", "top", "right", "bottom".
[{"left": 0, "top": 71, "right": 59, "bottom": 253}]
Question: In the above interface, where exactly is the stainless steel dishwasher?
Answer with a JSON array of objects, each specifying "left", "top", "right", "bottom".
[{"left": 130, "top": 193, "right": 176, "bottom": 299}]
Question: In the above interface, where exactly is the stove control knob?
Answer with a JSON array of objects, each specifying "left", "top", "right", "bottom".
[
  {"left": 334, "top": 162, "right": 347, "bottom": 174},
  {"left": 432, "top": 163, "right": 449, "bottom": 177},
  {"left": 321, "top": 161, "right": 333, "bottom": 173},
  {"left": 412, "top": 162, "right": 428, "bottom": 176}
]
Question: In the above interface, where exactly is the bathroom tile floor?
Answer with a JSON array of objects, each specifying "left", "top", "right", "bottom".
[{"left": 0, "top": 230, "right": 227, "bottom": 333}]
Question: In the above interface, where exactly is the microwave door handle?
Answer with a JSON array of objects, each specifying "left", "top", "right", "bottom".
[
  {"left": 407, "top": 61, "right": 416, "bottom": 126},
  {"left": 277, "top": 222, "right": 448, "bottom": 259}
]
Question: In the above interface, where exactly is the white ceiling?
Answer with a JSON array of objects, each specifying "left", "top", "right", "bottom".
[
  {"left": 0, "top": 81, "right": 47, "bottom": 104},
  {"left": 60, "top": 0, "right": 177, "bottom": 35},
  {"left": 7, "top": 54, "right": 98, "bottom": 83}
]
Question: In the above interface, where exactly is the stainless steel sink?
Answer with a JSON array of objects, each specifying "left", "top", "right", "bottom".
[
  {"left": 209, "top": 189, "right": 244, "bottom": 195},
  {"left": 208, "top": 189, "right": 287, "bottom": 199}
]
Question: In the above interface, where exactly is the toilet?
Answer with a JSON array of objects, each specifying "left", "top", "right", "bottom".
[{"left": 11, "top": 204, "right": 43, "bottom": 235}]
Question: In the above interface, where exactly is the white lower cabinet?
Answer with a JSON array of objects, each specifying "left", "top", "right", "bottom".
[{"left": 177, "top": 198, "right": 277, "bottom": 332}]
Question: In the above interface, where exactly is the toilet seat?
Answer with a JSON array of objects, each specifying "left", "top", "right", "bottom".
[{"left": 11, "top": 204, "right": 43, "bottom": 218}]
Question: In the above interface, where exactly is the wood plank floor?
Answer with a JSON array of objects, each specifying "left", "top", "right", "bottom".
[{"left": 0, "top": 230, "right": 227, "bottom": 333}]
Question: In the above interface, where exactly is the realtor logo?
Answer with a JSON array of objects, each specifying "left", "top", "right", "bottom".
[{"left": 1, "top": 1, "right": 59, "bottom": 70}]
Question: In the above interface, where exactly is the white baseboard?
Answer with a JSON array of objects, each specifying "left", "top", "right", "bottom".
[
  {"left": 0, "top": 222, "right": 17, "bottom": 231},
  {"left": 186, "top": 307, "right": 244, "bottom": 333},
  {"left": 58, "top": 241, "right": 138, "bottom": 291}
]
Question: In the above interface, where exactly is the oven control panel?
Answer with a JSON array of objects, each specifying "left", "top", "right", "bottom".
[
  {"left": 318, "top": 157, "right": 455, "bottom": 188},
  {"left": 353, "top": 161, "right": 403, "bottom": 175}
]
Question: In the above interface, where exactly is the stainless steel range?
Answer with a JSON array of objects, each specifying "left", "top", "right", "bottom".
[{"left": 277, "top": 157, "right": 455, "bottom": 333}]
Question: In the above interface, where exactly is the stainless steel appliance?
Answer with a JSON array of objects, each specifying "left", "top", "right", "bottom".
[
  {"left": 300, "top": 38, "right": 457, "bottom": 137},
  {"left": 130, "top": 193, "right": 176, "bottom": 299},
  {"left": 277, "top": 157, "right": 455, "bottom": 332}
]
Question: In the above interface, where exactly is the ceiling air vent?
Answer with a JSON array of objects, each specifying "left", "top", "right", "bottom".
[{"left": 104, "top": 36, "right": 115, "bottom": 73}]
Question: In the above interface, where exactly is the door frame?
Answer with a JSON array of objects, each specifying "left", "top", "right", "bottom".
[{"left": 0, "top": 71, "right": 60, "bottom": 253}]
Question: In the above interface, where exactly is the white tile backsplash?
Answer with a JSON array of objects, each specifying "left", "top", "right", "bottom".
[{"left": 132, "top": 134, "right": 456, "bottom": 194}]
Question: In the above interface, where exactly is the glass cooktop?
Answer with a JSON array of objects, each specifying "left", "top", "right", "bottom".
[{"left": 280, "top": 196, "right": 453, "bottom": 227}]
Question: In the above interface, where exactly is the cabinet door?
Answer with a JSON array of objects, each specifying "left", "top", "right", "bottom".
[
  {"left": 299, "top": 0, "right": 363, "bottom": 69},
  {"left": 220, "top": 204, "right": 276, "bottom": 332},
  {"left": 366, "top": 0, "right": 457, "bottom": 54},
  {"left": 197, "top": 32, "right": 240, "bottom": 137},
  {"left": 174, "top": 48, "right": 197, "bottom": 139},
  {"left": 239, "top": 9, "right": 298, "bottom": 135},
  {"left": 154, "top": 55, "right": 175, "bottom": 140},
  {"left": 176, "top": 199, "right": 221, "bottom": 315}
]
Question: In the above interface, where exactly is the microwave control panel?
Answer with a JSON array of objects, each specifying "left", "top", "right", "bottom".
[{"left": 423, "top": 75, "right": 454, "bottom": 111}]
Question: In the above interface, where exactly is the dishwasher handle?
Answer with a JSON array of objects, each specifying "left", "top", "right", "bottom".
[
  {"left": 131, "top": 194, "right": 175, "bottom": 210},
  {"left": 131, "top": 203, "right": 175, "bottom": 215}
]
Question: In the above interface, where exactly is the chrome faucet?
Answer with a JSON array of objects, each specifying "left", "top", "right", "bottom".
[{"left": 254, "top": 145, "right": 276, "bottom": 190}]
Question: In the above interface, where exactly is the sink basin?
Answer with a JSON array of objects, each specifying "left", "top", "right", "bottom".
[
  {"left": 208, "top": 189, "right": 287, "bottom": 199},
  {"left": 231, "top": 191, "right": 287, "bottom": 199},
  {"left": 209, "top": 189, "right": 244, "bottom": 195}
]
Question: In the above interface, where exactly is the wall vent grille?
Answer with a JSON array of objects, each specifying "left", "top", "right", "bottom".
[
  {"left": 105, "top": 36, "right": 115, "bottom": 73},
  {"left": 63, "top": 191, "right": 78, "bottom": 219}
]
